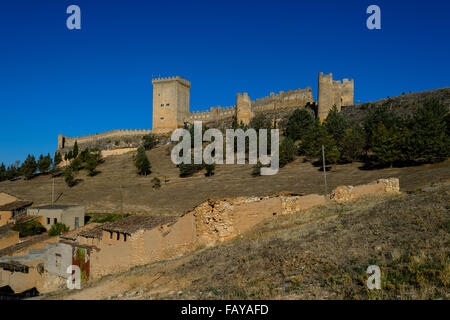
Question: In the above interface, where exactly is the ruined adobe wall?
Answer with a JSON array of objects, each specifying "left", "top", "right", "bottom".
[{"left": 88, "top": 178, "right": 400, "bottom": 279}]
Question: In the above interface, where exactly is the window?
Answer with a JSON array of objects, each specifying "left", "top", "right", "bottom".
[
  {"left": 75, "top": 217, "right": 79, "bottom": 229},
  {"left": 47, "top": 218, "right": 50, "bottom": 225},
  {"left": 160, "top": 117, "right": 164, "bottom": 120},
  {"left": 161, "top": 104, "right": 164, "bottom": 107},
  {"left": 166, "top": 103, "right": 170, "bottom": 106},
  {"left": 110, "top": 232, "right": 113, "bottom": 239},
  {"left": 54, "top": 218, "right": 57, "bottom": 224},
  {"left": 116, "top": 232, "right": 120, "bottom": 240},
  {"left": 124, "top": 234, "right": 127, "bottom": 242}
]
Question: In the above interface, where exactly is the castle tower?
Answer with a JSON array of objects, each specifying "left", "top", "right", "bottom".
[
  {"left": 152, "top": 76, "right": 191, "bottom": 133},
  {"left": 236, "top": 92, "right": 253, "bottom": 125},
  {"left": 58, "top": 134, "right": 65, "bottom": 149},
  {"left": 318, "top": 72, "right": 354, "bottom": 121}
]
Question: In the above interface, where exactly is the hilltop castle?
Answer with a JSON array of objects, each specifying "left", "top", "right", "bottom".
[{"left": 58, "top": 73, "right": 354, "bottom": 150}]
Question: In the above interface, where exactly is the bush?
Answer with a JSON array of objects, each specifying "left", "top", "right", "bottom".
[
  {"left": 179, "top": 162, "right": 203, "bottom": 177},
  {"left": 251, "top": 162, "right": 263, "bottom": 177},
  {"left": 49, "top": 223, "right": 69, "bottom": 236},
  {"left": 205, "top": 163, "right": 215, "bottom": 176},
  {"left": 151, "top": 177, "right": 161, "bottom": 189},
  {"left": 142, "top": 134, "right": 159, "bottom": 150},
  {"left": 12, "top": 220, "right": 46, "bottom": 237}
]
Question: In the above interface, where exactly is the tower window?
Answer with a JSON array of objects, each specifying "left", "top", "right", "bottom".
[{"left": 160, "top": 117, "right": 164, "bottom": 120}]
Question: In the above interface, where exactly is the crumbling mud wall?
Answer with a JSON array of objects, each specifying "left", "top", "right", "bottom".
[{"left": 82, "top": 178, "right": 400, "bottom": 280}]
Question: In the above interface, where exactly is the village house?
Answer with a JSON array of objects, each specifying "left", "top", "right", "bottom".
[
  {"left": 0, "top": 192, "right": 33, "bottom": 227},
  {"left": 27, "top": 205, "right": 85, "bottom": 231}
]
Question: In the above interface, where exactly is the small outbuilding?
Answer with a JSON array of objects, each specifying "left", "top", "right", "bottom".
[{"left": 27, "top": 205, "right": 85, "bottom": 231}]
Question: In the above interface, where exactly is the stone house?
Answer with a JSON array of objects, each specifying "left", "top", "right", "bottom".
[
  {"left": 0, "top": 192, "right": 33, "bottom": 227},
  {"left": 27, "top": 205, "right": 85, "bottom": 231}
]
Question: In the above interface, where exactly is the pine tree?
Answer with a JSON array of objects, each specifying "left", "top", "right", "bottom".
[
  {"left": 409, "top": 99, "right": 449, "bottom": 163},
  {"left": 0, "top": 163, "right": 6, "bottom": 182},
  {"left": 339, "top": 127, "right": 366, "bottom": 163},
  {"left": 324, "top": 106, "right": 350, "bottom": 143},
  {"left": 54, "top": 152, "right": 62, "bottom": 167},
  {"left": 21, "top": 155, "right": 37, "bottom": 180},
  {"left": 63, "top": 166, "right": 76, "bottom": 187},
  {"left": 371, "top": 123, "right": 406, "bottom": 167},
  {"left": 285, "top": 108, "right": 315, "bottom": 141},
  {"left": 279, "top": 137, "right": 297, "bottom": 168},
  {"left": 72, "top": 141, "right": 79, "bottom": 159},
  {"left": 37, "top": 153, "right": 52, "bottom": 174},
  {"left": 135, "top": 147, "right": 151, "bottom": 175}
]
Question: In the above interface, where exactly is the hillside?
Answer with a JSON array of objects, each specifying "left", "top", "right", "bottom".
[
  {"left": 44, "top": 183, "right": 449, "bottom": 300},
  {"left": 1, "top": 144, "right": 449, "bottom": 215}
]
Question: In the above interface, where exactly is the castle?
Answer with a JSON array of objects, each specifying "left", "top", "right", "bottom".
[{"left": 58, "top": 72, "right": 354, "bottom": 150}]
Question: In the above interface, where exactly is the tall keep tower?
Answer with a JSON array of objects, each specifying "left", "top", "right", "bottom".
[
  {"left": 318, "top": 72, "right": 354, "bottom": 121},
  {"left": 152, "top": 76, "right": 191, "bottom": 133}
]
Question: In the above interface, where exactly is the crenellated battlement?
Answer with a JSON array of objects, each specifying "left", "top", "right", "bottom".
[
  {"left": 251, "top": 87, "right": 314, "bottom": 113},
  {"left": 60, "top": 129, "right": 153, "bottom": 149},
  {"left": 185, "top": 105, "right": 236, "bottom": 122},
  {"left": 58, "top": 73, "right": 354, "bottom": 151}
]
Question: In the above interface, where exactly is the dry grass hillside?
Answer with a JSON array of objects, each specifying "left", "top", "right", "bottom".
[
  {"left": 0, "top": 145, "right": 449, "bottom": 215},
  {"left": 45, "top": 183, "right": 449, "bottom": 300}
]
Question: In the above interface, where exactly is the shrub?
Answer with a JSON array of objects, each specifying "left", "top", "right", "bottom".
[
  {"left": 12, "top": 220, "right": 46, "bottom": 237},
  {"left": 142, "top": 134, "right": 159, "bottom": 150},
  {"left": 205, "top": 163, "right": 215, "bottom": 176},
  {"left": 251, "top": 162, "right": 262, "bottom": 177},
  {"left": 151, "top": 177, "right": 161, "bottom": 189},
  {"left": 49, "top": 223, "right": 69, "bottom": 236}
]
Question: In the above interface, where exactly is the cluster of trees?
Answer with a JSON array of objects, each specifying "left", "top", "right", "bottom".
[
  {"left": 0, "top": 152, "right": 62, "bottom": 182},
  {"left": 63, "top": 141, "right": 103, "bottom": 187},
  {"left": 281, "top": 99, "right": 449, "bottom": 168}
]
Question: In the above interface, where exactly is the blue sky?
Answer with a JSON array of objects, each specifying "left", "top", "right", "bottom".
[{"left": 0, "top": 0, "right": 449, "bottom": 165}]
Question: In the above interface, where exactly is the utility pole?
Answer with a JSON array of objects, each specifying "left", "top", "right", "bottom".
[
  {"left": 322, "top": 145, "right": 328, "bottom": 195},
  {"left": 52, "top": 178, "right": 55, "bottom": 205},
  {"left": 120, "top": 185, "right": 123, "bottom": 214}
]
